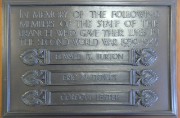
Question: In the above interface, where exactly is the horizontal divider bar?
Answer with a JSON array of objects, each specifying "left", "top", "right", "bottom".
[
  {"left": 21, "top": 89, "right": 158, "bottom": 107},
  {"left": 21, "top": 69, "right": 158, "bottom": 86},
  {"left": 20, "top": 48, "right": 157, "bottom": 66}
]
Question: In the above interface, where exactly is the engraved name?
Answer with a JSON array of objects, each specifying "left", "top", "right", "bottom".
[
  {"left": 60, "top": 93, "right": 121, "bottom": 101},
  {"left": 54, "top": 52, "right": 125, "bottom": 61},
  {"left": 62, "top": 73, "right": 117, "bottom": 81}
]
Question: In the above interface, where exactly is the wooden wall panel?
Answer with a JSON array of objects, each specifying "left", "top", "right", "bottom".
[
  {"left": 177, "top": 0, "right": 180, "bottom": 117},
  {"left": 0, "top": 0, "right": 2, "bottom": 117}
]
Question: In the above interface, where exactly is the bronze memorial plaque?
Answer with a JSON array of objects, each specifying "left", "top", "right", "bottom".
[{"left": 2, "top": 0, "right": 177, "bottom": 117}]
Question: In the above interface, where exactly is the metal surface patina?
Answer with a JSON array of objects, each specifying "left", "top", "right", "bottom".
[{"left": 2, "top": 0, "right": 177, "bottom": 117}]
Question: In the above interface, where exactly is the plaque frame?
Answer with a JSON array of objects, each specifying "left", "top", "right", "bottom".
[{"left": 2, "top": 0, "right": 177, "bottom": 117}]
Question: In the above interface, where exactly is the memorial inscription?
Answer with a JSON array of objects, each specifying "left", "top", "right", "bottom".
[
  {"left": 3, "top": 0, "right": 177, "bottom": 117},
  {"left": 17, "top": 6, "right": 161, "bottom": 110},
  {"left": 18, "top": 8, "right": 160, "bottom": 48}
]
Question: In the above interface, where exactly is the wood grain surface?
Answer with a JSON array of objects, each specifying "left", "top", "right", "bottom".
[
  {"left": 0, "top": 0, "right": 179, "bottom": 118},
  {"left": 177, "top": 0, "right": 180, "bottom": 117},
  {"left": 0, "top": 0, "right": 2, "bottom": 117}
]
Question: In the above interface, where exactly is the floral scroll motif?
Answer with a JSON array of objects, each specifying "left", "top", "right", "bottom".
[
  {"left": 21, "top": 70, "right": 51, "bottom": 86},
  {"left": 20, "top": 49, "right": 49, "bottom": 66},
  {"left": 135, "top": 90, "right": 158, "bottom": 107},
  {"left": 133, "top": 48, "right": 157, "bottom": 66},
  {"left": 21, "top": 90, "right": 50, "bottom": 106},
  {"left": 134, "top": 70, "right": 158, "bottom": 86}
]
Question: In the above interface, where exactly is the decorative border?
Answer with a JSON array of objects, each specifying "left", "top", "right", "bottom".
[{"left": 2, "top": 0, "right": 177, "bottom": 117}]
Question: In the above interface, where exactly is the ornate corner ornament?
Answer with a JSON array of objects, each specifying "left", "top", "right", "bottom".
[
  {"left": 132, "top": 48, "right": 157, "bottom": 66},
  {"left": 135, "top": 90, "right": 158, "bottom": 107},
  {"left": 20, "top": 49, "right": 50, "bottom": 66},
  {"left": 21, "top": 90, "right": 50, "bottom": 106},
  {"left": 132, "top": 69, "right": 158, "bottom": 86},
  {"left": 21, "top": 70, "right": 51, "bottom": 86}
]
